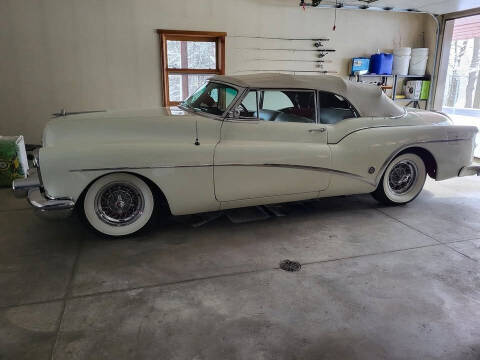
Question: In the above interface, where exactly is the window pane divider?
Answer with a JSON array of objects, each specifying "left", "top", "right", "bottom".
[{"left": 167, "top": 68, "right": 219, "bottom": 74}]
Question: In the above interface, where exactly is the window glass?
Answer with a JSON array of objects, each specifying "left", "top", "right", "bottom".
[
  {"left": 225, "top": 87, "right": 237, "bottom": 106},
  {"left": 318, "top": 92, "right": 357, "bottom": 124},
  {"left": 259, "top": 90, "right": 316, "bottom": 123},
  {"left": 166, "top": 40, "right": 216, "bottom": 69},
  {"left": 263, "top": 91, "right": 293, "bottom": 110},
  {"left": 182, "top": 82, "right": 238, "bottom": 116},
  {"left": 238, "top": 91, "right": 258, "bottom": 118},
  {"left": 168, "top": 74, "right": 211, "bottom": 102}
]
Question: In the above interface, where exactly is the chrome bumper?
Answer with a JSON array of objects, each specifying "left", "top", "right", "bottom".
[
  {"left": 458, "top": 165, "right": 480, "bottom": 177},
  {"left": 12, "top": 168, "right": 41, "bottom": 198},
  {"left": 27, "top": 188, "right": 75, "bottom": 218},
  {"left": 12, "top": 167, "right": 75, "bottom": 218}
]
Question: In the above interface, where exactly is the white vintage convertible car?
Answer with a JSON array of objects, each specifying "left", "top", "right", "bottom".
[{"left": 13, "top": 74, "right": 480, "bottom": 236}]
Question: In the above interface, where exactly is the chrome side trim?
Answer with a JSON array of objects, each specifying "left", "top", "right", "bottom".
[
  {"left": 69, "top": 163, "right": 374, "bottom": 186},
  {"left": 334, "top": 126, "right": 472, "bottom": 145},
  {"left": 52, "top": 109, "right": 106, "bottom": 117},
  {"left": 69, "top": 164, "right": 213, "bottom": 172},
  {"left": 333, "top": 124, "right": 417, "bottom": 144},
  {"left": 390, "top": 107, "right": 408, "bottom": 119},
  {"left": 219, "top": 163, "right": 375, "bottom": 186}
]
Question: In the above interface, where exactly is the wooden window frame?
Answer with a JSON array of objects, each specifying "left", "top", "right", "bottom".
[{"left": 157, "top": 29, "right": 226, "bottom": 106}]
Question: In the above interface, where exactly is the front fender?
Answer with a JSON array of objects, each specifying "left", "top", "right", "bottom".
[{"left": 38, "top": 142, "right": 220, "bottom": 215}]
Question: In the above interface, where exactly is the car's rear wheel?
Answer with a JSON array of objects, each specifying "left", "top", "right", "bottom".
[
  {"left": 372, "top": 153, "right": 426, "bottom": 205},
  {"left": 83, "top": 173, "right": 155, "bottom": 236}
]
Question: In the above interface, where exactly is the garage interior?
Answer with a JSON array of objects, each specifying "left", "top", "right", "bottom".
[{"left": 1, "top": 1, "right": 480, "bottom": 359}]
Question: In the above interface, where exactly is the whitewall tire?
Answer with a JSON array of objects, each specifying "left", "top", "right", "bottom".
[
  {"left": 83, "top": 173, "right": 155, "bottom": 236},
  {"left": 372, "top": 153, "right": 426, "bottom": 205}
]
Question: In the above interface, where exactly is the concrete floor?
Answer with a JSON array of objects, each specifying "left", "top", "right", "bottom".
[{"left": 1, "top": 177, "right": 480, "bottom": 360}]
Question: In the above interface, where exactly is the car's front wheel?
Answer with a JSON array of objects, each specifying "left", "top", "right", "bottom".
[
  {"left": 83, "top": 173, "right": 155, "bottom": 237},
  {"left": 372, "top": 153, "right": 426, "bottom": 205}
]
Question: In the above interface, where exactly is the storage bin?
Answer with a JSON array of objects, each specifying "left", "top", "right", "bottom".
[
  {"left": 409, "top": 48, "right": 429, "bottom": 76},
  {"left": 420, "top": 80, "right": 430, "bottom": 100},
  {"left": 370, "top": 53, "right": 393, "bottom": 75},
  {"left": 350, "top": 57, "right": 370, "bottom": 75},
  {"left": 393, "top": 47, "right": 411, "bottom": 75},
  {"left": 405, "top": 80, "right": 422, "bottom": 99}
]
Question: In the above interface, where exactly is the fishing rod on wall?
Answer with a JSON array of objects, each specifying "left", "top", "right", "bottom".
[
  {"left": 232, "top": 33, "right": 337, "bottom": 74},
  {"left": 237, "top": 48, "right": 336, "bottom": 59},
  {"left": 250, "top": 59, "right": 333, "bottom": 69},
  {"left": 299, "top": 0, "right": 424, "bottom": 14},
  {"left": 251, "top": 59, "right": 333, "bottom": 63},
  {"left": 240, "top": 48, "right": 336, "bottom": 52},
  {"left": 234, "top": 70, "right": 338, "bottom": 74},
  {"left": 232, "top": 35, "right": 334, "bottom": 54},
  {"left": 231, "top": 35, "right": 330, "bottom": 41}
]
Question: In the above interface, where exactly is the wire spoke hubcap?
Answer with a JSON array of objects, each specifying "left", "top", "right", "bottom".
[
  {"left": 94, "top": 182, "right": 145, "bottom": 226},
  {"left": 388, "top": 160, "right": 417, "bottom": 195}
]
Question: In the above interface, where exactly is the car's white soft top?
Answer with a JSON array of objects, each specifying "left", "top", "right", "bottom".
[{"left": 210, "top": 73, "right": 405, "bottom": 118}]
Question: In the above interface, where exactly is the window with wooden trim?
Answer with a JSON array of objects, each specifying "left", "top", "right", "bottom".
[{"left": 157, "top": 30, "right": 226, "bottom": 106}]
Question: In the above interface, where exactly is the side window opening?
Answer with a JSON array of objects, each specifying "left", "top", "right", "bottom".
[
  {"left": 258, "top": 90, "right": 316, "bottom": 123},
  {"left": 238, "top": 91, "right": 258, "bottom": 118},
  {"left": 262, "top": 91, "right": 294, "bottom": 111},
  {"left": 318, "top": 92, "right": 358, "bottom": 124}
]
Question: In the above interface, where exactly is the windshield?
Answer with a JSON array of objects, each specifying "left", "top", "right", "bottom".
[{"left": 181, "top": 82, "right": 239, "bottom": 116}]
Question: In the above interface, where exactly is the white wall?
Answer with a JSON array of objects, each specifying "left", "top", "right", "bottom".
[{"left": 0, "top": 0, "right": 435, "bottom": 143}]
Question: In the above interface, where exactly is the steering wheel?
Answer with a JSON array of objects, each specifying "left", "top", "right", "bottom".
[{"left": 238, "top": 103, "right": 248, "bottom": 113}]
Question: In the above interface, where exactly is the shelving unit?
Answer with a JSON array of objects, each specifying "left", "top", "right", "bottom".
[{"left": 349, "top": 74, "right": 430, "bottom": 109}]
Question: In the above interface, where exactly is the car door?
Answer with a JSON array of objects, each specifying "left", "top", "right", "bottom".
[{"left": 214, "top": 89, "right": 331, "bottom": 202}]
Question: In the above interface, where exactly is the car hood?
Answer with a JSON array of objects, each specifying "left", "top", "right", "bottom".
[{"left": 42, "top": 107, "right": 203, "bottom": 147}]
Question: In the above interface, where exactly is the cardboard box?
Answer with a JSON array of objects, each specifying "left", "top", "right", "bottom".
[
  {"left": 0, "top": 136, "right": 29, "bottom": 187},
  {"left": 405, "top": 80, "right": 430, "bottom": 100}
]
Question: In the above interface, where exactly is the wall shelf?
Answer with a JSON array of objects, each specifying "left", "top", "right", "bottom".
[{"left": 349, "top": 73, "right": 430, "bottom": 109}]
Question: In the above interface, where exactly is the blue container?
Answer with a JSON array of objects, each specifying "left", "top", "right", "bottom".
[
  {"left": 370, "top": 53, "right": 393, "bottom": 75},
  {"left": 350, "top": 57, "right": 370, "bottom": 75}
]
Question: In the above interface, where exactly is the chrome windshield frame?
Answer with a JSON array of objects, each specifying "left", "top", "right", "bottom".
[{"left": 178, "top": 80, "right": 246, "bottom": 121}]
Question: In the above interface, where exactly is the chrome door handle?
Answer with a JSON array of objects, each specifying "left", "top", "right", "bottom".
[{"left": 308, "top": 128, "right": 326, "bottom": 133}]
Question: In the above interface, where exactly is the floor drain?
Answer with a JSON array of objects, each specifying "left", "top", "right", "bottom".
[{"left": 279, "top": 259, "right": 301, "bottom": 272}]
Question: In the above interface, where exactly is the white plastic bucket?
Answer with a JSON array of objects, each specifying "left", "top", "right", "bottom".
[
  {"left": 393, "top": 47, "right": 411, "bottom": 75},
  {"left": 409, "top": 48, "right": 429, "bottom": 76}
]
